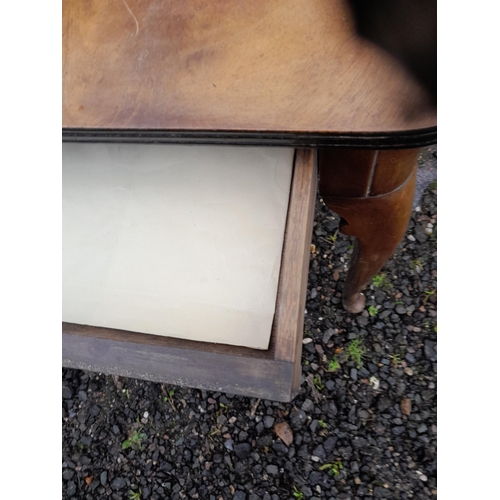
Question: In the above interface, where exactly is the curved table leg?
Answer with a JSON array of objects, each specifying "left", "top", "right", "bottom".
[{"left": 318, "top": 148, "right": 420, "bottom": 313}]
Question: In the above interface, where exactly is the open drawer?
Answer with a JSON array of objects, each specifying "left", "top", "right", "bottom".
[{"left": 62, "top": 147, "right": 316, "bottom": 402}]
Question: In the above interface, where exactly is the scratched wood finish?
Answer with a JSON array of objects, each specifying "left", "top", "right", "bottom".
[
  {"left": 319, "top": 148, "right": 419, "bottom": 313},
  {"left": 62, "top": 149, "right": 317, "bottom": 401},
  {"left": 62, "top": 0, "right": 436, "bottom": 146}
]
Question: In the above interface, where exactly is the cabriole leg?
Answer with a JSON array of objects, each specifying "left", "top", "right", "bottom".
[{"left": 318, "top": 148, "right": 420, "bottom": 313}]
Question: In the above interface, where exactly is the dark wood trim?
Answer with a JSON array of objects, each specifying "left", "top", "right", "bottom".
[
  {"left": 62, "top": 148, "right": 317, "bottom": 401},
  {"left": 62, "top": 331, "right": 295, "bottom": 401},
  {"left": 62, "top": 127, "right": 437, "bottom": 150}
]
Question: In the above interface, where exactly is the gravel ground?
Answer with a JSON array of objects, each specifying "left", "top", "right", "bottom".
[{"left": 62, "top": 147, "right": 437, "bottom": 500}]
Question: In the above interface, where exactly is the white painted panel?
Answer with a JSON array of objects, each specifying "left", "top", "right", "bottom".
[{"left": 62, "top": 144, "right": 294, "bottom": 349}]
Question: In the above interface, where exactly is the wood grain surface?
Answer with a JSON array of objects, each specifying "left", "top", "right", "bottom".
[
  {"left": 62, "top": 330, "right": 295, "bottom": 401},
  {"left": 273, "top": 149, "right": 317, "bottom": 393},
  {"left": 62, "top": 0, "right": 436, "bottom": 146}
]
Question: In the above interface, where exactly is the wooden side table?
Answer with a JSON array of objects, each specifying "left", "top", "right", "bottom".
[{"left": 62, "top": 0, "right": 436, "bottom": 401}]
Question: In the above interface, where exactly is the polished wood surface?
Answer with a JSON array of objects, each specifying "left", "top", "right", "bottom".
[
  {"left": 62, "top": 0, "right": 436, "bottom": 146},
  {"left": 319, "top": 148, "right": 419, "bottom": 313},
  {"left": 62, "top": 149, "right": 317, "bottom": 402},
  {"left": 348, "top": 0, "right": 437, "bottom": 104}
]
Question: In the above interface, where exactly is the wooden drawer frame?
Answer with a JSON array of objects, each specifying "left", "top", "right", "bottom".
[{"left": 62, "top": 149, "right": 317, "bottom": 402}]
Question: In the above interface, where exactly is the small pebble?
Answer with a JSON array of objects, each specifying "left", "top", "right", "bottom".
[
  {"left": 370, "top": 376, "right": 380, "bottom": 390},
  {"left": 266, "top": 465, "right": 279, "bottom": 475},
  {"left": 405, "top": 353, "right": 416, "bottom": 363},
  {"left": 263, "top": 416, "right": 275, "bottom": 428}
]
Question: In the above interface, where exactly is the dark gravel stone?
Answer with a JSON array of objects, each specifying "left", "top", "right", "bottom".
[
  {"left": 62, "top": 386, "right": 73, "bottom": 399},
  {"left": 233, "top": 491, "right": 246, "bottom": 500},
  {"left": 392, "top": 426, "right": 406, "bottom": 436},
  {"left": 323, "top": 328, "right": 336, "bottom": 343},
  {"left": 234, "top": 443, "right": 252, "bottom": 460},
  {"left": 90, "top": 405, "right": 100, "bottom": 416},
  {"left": 263, "top": 416, "right": 275, "bottom": 428},
  {"left": 358, "top": 410, "right": 369, "bottom": 420},
  {"left": 405, "top": 353, "right": 416, "bottom": 363},
  {"left": 302, "top": 486, "right": 313, "bottom": 497},
  {"left": 312, "top": 445, "right": 326, "bottom": 459},
  {"left": 324, "top": 436, "right": 338, "bottom": 452},
  {"left": 80, "top": 436, "right": 92, "bottom": 447},
  {"left": 258, "top": 434, "right": 273, "bottom": 447},
  {"left": 266, "top": 464, "right": 278, "bottom": 475},
  {"left": 66, "top": 481, "right": 76, "bottom": 496},
  {"left": 290, "top": 409, "right": 307, "bottom": 429},
  {"left": 373, "top": 486, "right": 393, "bottom": 498},
  {"left": 272, "top": 441, "right": 288, "bottom": 456},
  {"left": 327, "top": 401, "right": 338, "bottom": 417},
  {"left": 100, "top": 471, "right": 107, "bottom": 485},
  {"left": 297, "top": 445, "right": 309, "bottom": 459},
  {"left": 111, "top": 477, "right": 127, "bottom": 490},
  {"left": 417, "top": 424, "right": 428, "bottom": 434},
  {"left": 414, "top": 224, "right": 428, "bottom": 243},
  {"left": 310, "top": 419, "right": 319, "bottom": 433},
  {"left": 377, "top": 396, "right": 392, "bottom": 412},
  {"left": 78, "top": 390, "right": 88, "bottom": 402},
  {"left": 352, "top": 437, "right": 368, "bottom": 450},
  {"left": 357, "top": 316, "right": 369, "bottom": 327},
  {"left": 424, "top": 340, "right": 437, "bottom": 361},
  {"left": 301, "top": 399, "right": 314, "bottom": 412},
  {"left": 62, "top": 469, "right": 74, "bottom": 480}
]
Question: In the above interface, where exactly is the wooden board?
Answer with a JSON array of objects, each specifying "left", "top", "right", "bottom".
[
  {"left": 62, "top": 0, "right": 436, "bottom": 148},
  {"left": 62, "top": 144, "right": 294, "bottom": 350},
  {"left": 62, "top": 148, "right": 317, "bottom": 401}
]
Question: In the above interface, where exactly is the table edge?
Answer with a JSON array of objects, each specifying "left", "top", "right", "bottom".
[{"left": 62, "top": 127, "right": 437, "bottom": 149}]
